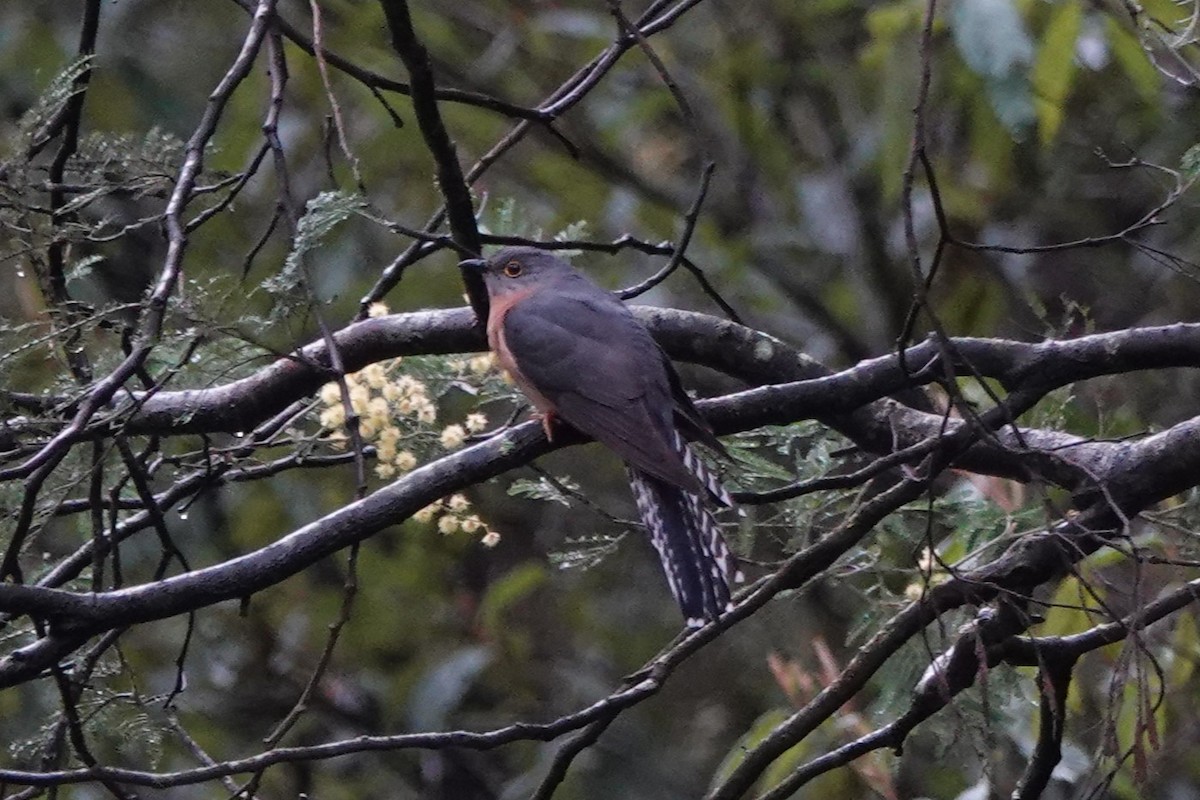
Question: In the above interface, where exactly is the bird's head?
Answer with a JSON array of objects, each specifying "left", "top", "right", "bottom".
[{"left": 459, "top": 247, "right": 576, "bottom": 299}]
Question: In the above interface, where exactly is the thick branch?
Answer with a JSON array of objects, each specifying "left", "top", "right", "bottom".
[
  {"left": 7, "top": 312, "right": 1200, "bottom": 692},
  {"left": 13, "top": 313, "right": 1200, "bottom": 493}
]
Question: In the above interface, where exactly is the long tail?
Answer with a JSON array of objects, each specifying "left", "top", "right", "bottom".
[
  {"left": 627, "top": 467, "right": 742, "bottom": 626},
  {"left": 673, "top": 429, "right": 733, "bottom": 507}
]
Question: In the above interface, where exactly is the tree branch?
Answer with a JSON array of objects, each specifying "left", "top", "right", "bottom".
[{"left": 377, "top": 0, "right": 486, "bottom": 316}]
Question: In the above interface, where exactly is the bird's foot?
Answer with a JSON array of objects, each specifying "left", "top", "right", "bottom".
[{"left": 536, "top": 410, "right": 559, "bottom": 441}]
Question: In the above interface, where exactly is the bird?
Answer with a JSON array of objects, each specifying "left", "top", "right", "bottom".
[{"left": 459, "top": 246, "right": 742, "bottom": 626}]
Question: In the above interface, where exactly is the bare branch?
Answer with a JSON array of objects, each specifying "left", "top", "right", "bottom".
[{"left": 377, "top": 0, "right": 486, "bottom": 316}]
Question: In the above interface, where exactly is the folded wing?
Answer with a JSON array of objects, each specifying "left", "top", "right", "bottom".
[{"left": 501, "top": 286, "right": 703, "bottom": 493}]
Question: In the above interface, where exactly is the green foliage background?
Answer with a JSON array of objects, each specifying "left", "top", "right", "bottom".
[{"left": 3, "top": 0, "right": 1200, "bottom": 797}]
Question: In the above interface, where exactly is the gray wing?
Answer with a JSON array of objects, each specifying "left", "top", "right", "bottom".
[{"left": 502, "top": 285, "right": 703, "bottom": 492}]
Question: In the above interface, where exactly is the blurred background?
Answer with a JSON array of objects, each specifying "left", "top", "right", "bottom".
[{"left": 3, "top": 0, "right": 1200, "bottom": 797}]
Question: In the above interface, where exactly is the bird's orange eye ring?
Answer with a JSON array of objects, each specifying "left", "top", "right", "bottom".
[{"left": 502, "top": 261, "right": 523, "bottom": 278}]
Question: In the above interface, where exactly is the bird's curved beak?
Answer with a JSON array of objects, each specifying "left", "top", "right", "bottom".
[{"left": 458, "top": 258, "right": 487, "bottom": 270}]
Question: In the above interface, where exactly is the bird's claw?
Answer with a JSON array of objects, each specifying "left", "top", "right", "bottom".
[{"left": 537, "top": 411, "right": 558, "bottom": 442}]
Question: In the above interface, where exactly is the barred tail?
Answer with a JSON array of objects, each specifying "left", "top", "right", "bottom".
[
  {"left": 627, "top": 467, "right": 742, "bottom": 627},
  {"left": 672, "top": 429, "right": 733, "bottom": 507}
]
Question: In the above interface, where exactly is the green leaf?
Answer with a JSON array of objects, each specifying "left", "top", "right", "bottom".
[
  {"left": 1181, "top": 144, "right": 1200, "bottom": 182},
  {"left": 549, "top": 533, "right": 625, "bottom": 571},
  {"left": 285, "top": 190, "right": 367, "bottom": 275},
  {"left": 65, "top": 254, "right": 104, "bottom": 284},
  {"left": 508, "top": 476, "right": 578, "bottom": 505},
  {"left": 987, "top": 74, "right": 1037, "bottom": 135},
  {"left": 1106, "top": 17, "right": 1160, "bottom": 103},
  {"left": 952, "top": 0, "right": 1037, "bottom": 135},
  {"left": 1032, "top": 0, "right": 1083, "bottom": 145},
  {"left": 865, "top": 2, "right": 918, "bottom": 43},
  {"left": 952, "top": 0, "right": 1033, "bottom": 78},
  {"left": 17, "top": 54, "right": 95, "bottom": 142},
  {"left": 263, "top": 190, "right": 366, "bottom": 315}
]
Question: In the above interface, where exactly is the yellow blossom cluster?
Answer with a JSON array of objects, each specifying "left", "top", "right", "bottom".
[
  {"left": 412, "top": 494, "right": 500, "bottom": 547},
  {"left": 317, "top": 349, "right": 500, "bottom": 478},
  {"left": 317, "top": 362, "right": 436, "bottom": 479},
  {"left": 315, "top": 308, "right": 502, "bottom": 543},
  {"left": 449, "top": 353, "right": 499, "bottom": 378}
]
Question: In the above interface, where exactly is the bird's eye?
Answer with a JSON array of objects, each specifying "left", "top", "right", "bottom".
[{"left": 502, "top": 261, "right": 523, "bottom": 278}]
